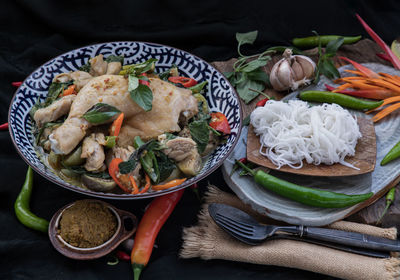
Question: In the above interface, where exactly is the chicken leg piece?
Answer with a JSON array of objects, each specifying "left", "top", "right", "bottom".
[{"left": 50, "top": 75, "right": 144, "bottom": 154}]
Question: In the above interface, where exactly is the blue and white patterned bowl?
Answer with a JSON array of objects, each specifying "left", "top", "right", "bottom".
[{"left": 8, "top": 42, "right": 242, "bottom": 199}]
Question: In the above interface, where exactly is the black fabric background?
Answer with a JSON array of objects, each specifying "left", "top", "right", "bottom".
[{"left": 1, "top": 1, "right": 399, "bottom": 279}]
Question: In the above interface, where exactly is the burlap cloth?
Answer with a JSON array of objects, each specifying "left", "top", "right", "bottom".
[{"left": 180, "top": 185, "right": 400, "bottom": 280}]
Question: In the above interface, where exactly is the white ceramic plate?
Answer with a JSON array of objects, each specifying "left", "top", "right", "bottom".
[{"left": 222, "top": 63, "right": 400, "bottom": 226}]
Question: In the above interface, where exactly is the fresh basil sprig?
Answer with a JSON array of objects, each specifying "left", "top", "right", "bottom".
[
  {"left": 122, "top": 58, "right": 158, "bottom": 111},
  {"left": 82, "top": 103, "right": 121, "bottom": 124},
  {"left": 225, "top": 31, "right": 302, "bottom": 104},
  {"left": 224, "top": 31, "right": 272, "bottom": 104},
  {"left": 313, "top": 32, "right": 344, "bottom": 83}
]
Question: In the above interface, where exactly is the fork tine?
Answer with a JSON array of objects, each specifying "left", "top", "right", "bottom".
[
  {"left": 216, "top": 213, "right": 255, "bottom": 230},
  {"left": 215, "top": 215, "right": 254, "bottom": 236},
  {"left": 215, "top": 217, "right": 253, "bottom": 239},
  {"left": 216, "top": 214, "right": 254, "bottom": 234}
]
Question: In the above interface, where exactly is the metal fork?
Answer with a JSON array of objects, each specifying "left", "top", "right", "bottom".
[{"left": 208, "top": 203, "right": 400, "bottom": 252}]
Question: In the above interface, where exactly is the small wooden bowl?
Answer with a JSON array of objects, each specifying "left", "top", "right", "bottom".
[{"left": 49, "top": 199, "right": 137, "bottom": 260}]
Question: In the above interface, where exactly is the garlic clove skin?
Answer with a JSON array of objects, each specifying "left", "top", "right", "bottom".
[
  {"left": 269, "top": 49, "right": 316, "bottom": 92},
  {"left": 291, "top": 60, "right": 304, "bottom": 81},
  {"left": 270, "top": 59, "right": 290, "bottom": 91},
  {"left": 296, "top": 56, "right": 316, "bottom": 79}
]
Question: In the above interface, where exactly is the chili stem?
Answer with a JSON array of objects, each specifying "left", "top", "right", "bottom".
[
  {"left": 234, "top": 160, "right": 255, "bottom": 176},
  {"left": 376, "top": 187, "right": 396, "bottom": 225},
  {"left": 248, "top": 88, "right": 270, "bottom": 99}
]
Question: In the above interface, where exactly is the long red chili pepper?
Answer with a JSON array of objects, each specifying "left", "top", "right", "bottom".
[
  {"left": 12, "top": 81, "right": 22, "bottom": 87},
  {"left": 131, "top": 189, "right": 184, "bottom": 280},
  {"left": 356, "top": 14, "right": 400, "bottom": 69},
  {"left": 116, "top": 250, "right": 131, "bottom": 262},
  {"left": 376, "top": 53, "right": 391, "bottom": 62},
  {"left": 0, "top": 123, "right": 9, "bottom": 131}
]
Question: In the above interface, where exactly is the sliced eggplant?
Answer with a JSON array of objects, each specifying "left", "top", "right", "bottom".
[
  {"left": 81, "top": 174, "right": 117, "bottom": 192},
  {"left": 63, "top": 146, "right": 85, "bottom": 166}
]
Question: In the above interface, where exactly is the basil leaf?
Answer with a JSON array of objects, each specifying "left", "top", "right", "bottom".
[
  {"left": 189, "top": 120, "right": 209, "bottom": 153},
  {"left": 242, "top": 115, "right": 251, "bottom": 126},
  {"left": 224, "top": 71, "right": 234, "bottom": 79},
  {"left": 30, "top": 98, "right": 43, "bottom": 119},
  {"left": 325, "top": 37, "right": 344, "bottom": 56},
  {"left": 246, "top": 69, "right": 269, "bottom": 83},
  {"left": 79, "top": 62, "right": 91, "bottom": 72},
  {"left": 124, "top": 58, "right": 158, "bottom": 76},
  {"left": 82, "top": 103, "right": 121, "bottom": 124},
  {"left": 105, "top": 55, "right": 124, "bottom": 64},
  {"left": 188, "top": 81, "right": 208, "bottom": 94},
  {"left": 86, "top": 171, "right": 112, "bottom": 179},
  {"left": 236, "top": 30, "right": 258, "bottom": 46},
  {"left": 165, "top": 133, "right": 177, "bottom": 140},
  {"left": 241, "top": 59, "right": 268, "bottom": 73},
  {"left": 128, "top": 75, "right": 139, "bottom": 92},
  {"left": 119, "top": 138, "right": 160, "bottom": 174},
  {"left": 320, "top": 59, "right": 340, "bottom": 79},
  {"left": 130, "top": 83, "right": 153, "bottom": 111},
  {"left": 236, "top": 79, "right": 265, "bottom": 104},
  {"left": 105, "top": 136, "right": 117, "bottom": 148},
  {"left": 156, "top": 151, "right": 175, "bottom": 182},
  {"left": 118, "top": 159, "right": 138, "bottom": 174},
  {"left": 46, "top": 81, "right": 73, "bottom": 106}
]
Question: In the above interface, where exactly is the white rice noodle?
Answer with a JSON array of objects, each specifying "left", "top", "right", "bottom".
[{"left": 250, "top": 100, "right": 361, "bottom": 170}]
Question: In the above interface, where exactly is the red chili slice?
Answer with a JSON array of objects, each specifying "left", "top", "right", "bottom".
[
  {"left": 168, "top": 76, "right": 197, "bottom": 88},
  {"left": 139, "top": 73, "right": 150, "bottom": 86},
  {"left": 209, "top": 112, "right": 231, "bottom": 134}
]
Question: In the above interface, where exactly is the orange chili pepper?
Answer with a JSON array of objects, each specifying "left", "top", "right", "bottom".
[
  {"left": 108, "top": 158, "right": 131, "bottom": 193},
  {"left": 110, "top": 113, "right": 124, "bottom": 137},
  {"left": 129, "top": 176, "right": 139, "bottom": 194},
  {"left": 62, "top": 84, "right": 76, "bottom": 96},
  {"left": 138, "top": 174, "right": 151, "bottom": 194},
  {"left": 151, "top": 178, "right": 187, "bottom": 191}
]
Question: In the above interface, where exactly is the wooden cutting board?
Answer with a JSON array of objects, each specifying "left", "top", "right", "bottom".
[
  {"left": 247, "top": 117, "right": 376, "bottom": 177},
  {"left": 212, "top": 39, "right": 400, "bottom": 227}
]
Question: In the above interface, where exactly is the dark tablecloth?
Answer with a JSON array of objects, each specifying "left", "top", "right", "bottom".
[{"left": 1, "top": 1, "right": 399, "bottom": 279}]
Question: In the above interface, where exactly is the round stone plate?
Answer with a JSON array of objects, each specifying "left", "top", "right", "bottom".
[{"left": 222, "top": 63, "right": 400, "bottom": 226}]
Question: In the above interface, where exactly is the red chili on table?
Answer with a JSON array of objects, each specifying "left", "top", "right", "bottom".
[
  {"left": 256, "top": 98, "right": 269, "bottom": 107},
  {"left": 209, "top": 112, "right": 231, "bottom": 134},
  {"left": 168, "top": 76, "right": 197, "bottom": 88},
  {"left": 131, "top": 189, "right": 184, "bottom": 280},
  {"left": 116, "top": 250, "right": 131, "bottom": 262},
  {"left": 0, "top": 123, "right": 9, "bottom": 131},
  {"left": 12, "top": 81, "right": 22, "bottom": 87}
]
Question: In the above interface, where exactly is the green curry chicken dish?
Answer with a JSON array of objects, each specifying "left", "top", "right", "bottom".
[{"left": 31, "top": 55, "right": 230, "bottom": 194}]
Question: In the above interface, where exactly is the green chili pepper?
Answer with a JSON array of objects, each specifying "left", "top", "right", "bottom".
[
  {"left": 381, "top": 140, "right": 400, "bottom": 166},
  {"left": 292, "top": 35, "right": 362, "bottom": 48},
  {"left": 299, "top": 90, "right": 383, "bottom": 110},
  {"left": 376, "top": 187, "right": 396, "bottom": 225},
  {"left": 14, "top": 167, "right": 49, "bottom": 233},
  {"left": 133, "top": 137, "right": 159, "bottom": 183},
  {"left": 235, "top": 160, "right": 373, "bottom": 208}
]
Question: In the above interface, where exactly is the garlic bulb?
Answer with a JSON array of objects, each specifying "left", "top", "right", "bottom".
[{"left": 270, "top": 49, "right": 316, "bottom": 91}]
